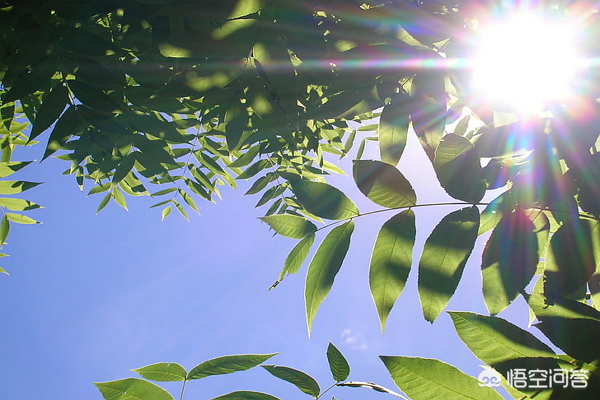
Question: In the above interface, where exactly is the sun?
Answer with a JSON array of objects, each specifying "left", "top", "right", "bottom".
[{"left": 471, "top": 12, "right": 583, "bottom": 114}]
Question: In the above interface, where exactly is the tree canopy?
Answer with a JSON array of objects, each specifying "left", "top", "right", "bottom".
[{"left": 1, "top": 0, "right": 600, "bottom": 399}]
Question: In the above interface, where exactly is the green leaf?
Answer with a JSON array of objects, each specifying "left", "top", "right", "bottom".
[
  {"left": 133, "top": 362, "right": 187, "bottom": 382},
  {"left": 481, "top": 210, "right": 539, "bottom": 315},
  {"left": 291, "top": 180, "right": 358, "bottom": 220},
  {"left": 96, "top": 192, "right": 112, "bottom": 213},
  {"left": 534, "top": 317, "right": 600, "bottom": 362},
  {"left": 418, "top": 207, "right": 480, "bottom": 322},
  {"left": 112, "top": 187, "right": 128, "bottom": 211},
  {"left": 237, "top": 159, "right": 269, "bottom": 180},
  {"left": 225, "top": 98, "right": 247, "bottom": 152},
  {"left": 229, "top": 146, "right": 260, "bottom": 168},
  {"left": 378, "top": 94, "right": 410, "bottom": 166},
  {"left": 44, "top": 105, "right": 83, "bottom": 159},
  {"left": 271, "top": 233, "right": 315, "bottom": 289},
  {"left": 94, "top": 378, "right": 174, "bottom": 400},
  {"left": 261, "top": 365, "right": 320, "bottom": 397},
  {"left": 434, "top": 133, "right": 486, "bottom": 203},
  {"left": 5, "top": 213, "right": 39, "bottom": 224},
  {"left": 381, "top": 356, "right": 504, "bottom": 400},
  {"left": 0, "top": 181, "right": 42, "bottom": 194},
  {"left": 151, "top": 188, "right": 178, "bottom": 197},
  {"left": 326, "top": 342, "right": 350, "bottom": 382},
  {"left": 69, "top": 80, "right": 121, "bottom": 112},
  {"left": 353, "top": 160, "right": 416, "bottom": 209},
  {"left": 544, "top": 219, "right": 599, "bottom": 300},
  {"left": 305, "top": 221, "right": 354, "bottom": 333},
  {"left": 0, "top": 197, "right": 42, "bottom": 211},
  {"left": 449, "top": 312, "right": 557, "bottom": 366},
  {"left": 0, "top": 215, "right": 9, "bottom": 247},
  {"left": 527, "top": 291, "right": 600, "bottom": 321},
  {"left": 244, "top": 175, "right": 271, "bottom": 195},
  {"left": 161, "top": 206, "right": 172, "bottom": 221},
  {"left": 179, "top": 190, "right": 199, "bottom": 214},
  {"left": 187, "top": 354, "right": 277, "bottom": 380},
  {"left": 173, "top": 200, "right": 189, "bottom": 221},
  {"left": 228, "top": 0, "right": 264, "bottom": 19},
  {"left": 113, "top": 154, "right": 137, "bottom": 185},
  {"left": 370, "top": 210, "right": 416, "bottom": 332},
  {"left": 0, "top": 265, "right": 8, "bottom": 275},
  {"left": 211, "top": 392, "right": 279, "bottom": 400},
  {"left": 30, "top": 83, "right": 69, "bottom": 141},
  {"left": 0, "top": 161, "right": 33, "bottom": 178},
  {"left": 259, "top": 215, "right": 317, "bottom": 239}
]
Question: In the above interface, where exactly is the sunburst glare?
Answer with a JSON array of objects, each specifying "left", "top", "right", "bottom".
[{"left": 471, "top": 12, "right": 584, "bottom": 114}]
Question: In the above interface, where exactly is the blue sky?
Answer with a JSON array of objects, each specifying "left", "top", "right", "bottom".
[{"left": 0, "top": 130, "right": 529, "bottom": 399}]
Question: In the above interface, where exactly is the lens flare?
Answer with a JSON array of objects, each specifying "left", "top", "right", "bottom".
[{"left": 471, "top": 13, "right": 583, "bottom": 114}]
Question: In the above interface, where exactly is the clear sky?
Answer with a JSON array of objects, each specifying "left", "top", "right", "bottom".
[{"left": 0, "top": 129, "right": 531, "bottom": 400}]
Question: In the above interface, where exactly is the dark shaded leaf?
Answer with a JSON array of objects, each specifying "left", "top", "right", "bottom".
[
  {"left": 535, "top": 317, "right": 600, "bottom": 362},
  {"left": 419, "top": 207, "right": 479, "bottom": 322},
  {"left": 30, "top": 83, "right": 69, "bottom": 141},
  {"left": 544, "top": 219, "right": 599, "bottom": 300},
  {"left": 261, "top": 365, "right": 320, "bottom": 397},
  {"left": 434, "top": 133, "right": 486, "bottom": 203},
  {"left": 481, "top": 210, "right": 539, "bottom": 315},
  {"left": 327, "top": 342, "right": 350, "bottom": 382}
]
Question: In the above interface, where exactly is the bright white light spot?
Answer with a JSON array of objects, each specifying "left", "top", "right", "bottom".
[{"left": 472, "top": 14, "right": 582, "bottom": 113}]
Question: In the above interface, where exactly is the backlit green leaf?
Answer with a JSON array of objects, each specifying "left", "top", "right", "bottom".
[
  {"left": 271, "top": 233, "right": 315, "bottom": 289},
  {"left": 378, "top": 94, "right": 410, "bottom": 166},
  {"left": 0, "top": 181, "right": 42, "bottom": 194},
  {"left": 111, "top": 187, "right": 128, "bottom": 211},
  {"left": 370, "top": 210, "right": 416, "bottom": 332},
  {"left": 381, "top": 356, "right": 504, "bottom": 400},
  {"left": 261, "top": 365, "right": 320, "bottom": 397},
  {"left": 481, "top": 210, "right": 539, "bottom": 315},
  {"left": 259, "top": 215, "right": 317, "bottom": 239},
  {"left": 291, "top": 180, "right": 358, "bottom": 220},
  {"left": 353, "top": 160, "right": 416, "bottom": 208},
  {"left": 211, "top": 392, "right": 279, "bottom": 400},
  {"left": 534, "top": 317, "right": 600, "bottom": 362},
  {"left": 161, "top": 205, "right": 172, "bottom": 221},
  {"left": 133, "top": 362, "right": 187, "bottom": 382},
  {"left": 449, "top": 312, "right": 557, "bottom": 366},
  {"left": 305, "top": 221, "right": 354, "bottom": 333},
  {"left": 0, "top": 197, "right": 42, "bottom": 211},
  {"left": 327, "top": 342, "right": 350, "bottom": 382},
  {"left": 96, "top": 192, "right": 111, "bottom": 213},
  {"left": 0, "top": 161, "right": 33, "bottom": 178},
  {"left": 5, "top": 213, "right": 39, "bottom": 224},
  {"left": 419, "top": 207, "right": 479, "bottom": 322},
  {"left": 94, "top": 378, "right": 173, "bottom": 400},
  {"left": 0, "top": 215, "right": 9, "bottom": 247},
  {"left": 187, "top": 354, "right": 277, "bottom": 380}
]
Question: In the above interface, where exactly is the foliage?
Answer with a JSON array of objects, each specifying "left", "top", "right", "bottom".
[{"left": 1, "top": 0, "right": 600, "bottom": 399}]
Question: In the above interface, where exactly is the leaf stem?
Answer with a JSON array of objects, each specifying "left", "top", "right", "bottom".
[{"left": 179, "top": 379, "right": 187, "bottom": 400}]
